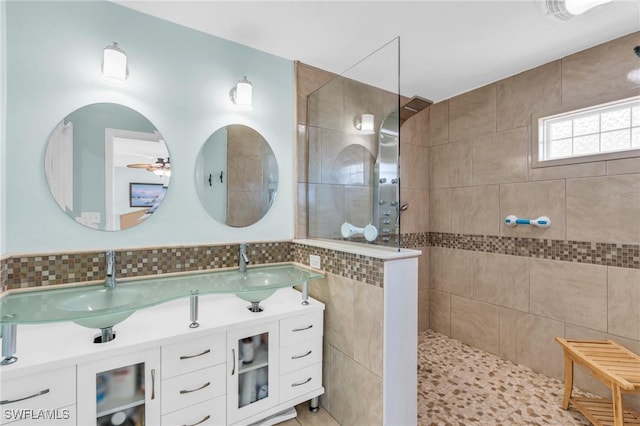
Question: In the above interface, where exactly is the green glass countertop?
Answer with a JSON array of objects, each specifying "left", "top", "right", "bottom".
[{"left": 0, "top": 264, "right": 324, "bottom": 326}]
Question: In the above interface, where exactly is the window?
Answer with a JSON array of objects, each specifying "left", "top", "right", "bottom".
[{"left": 533, "top": 96, "right": 640, "bottom": 167}]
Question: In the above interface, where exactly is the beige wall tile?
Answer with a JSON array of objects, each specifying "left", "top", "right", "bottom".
[
  {"left": 529, "top": 161, "right": 606, "bottom": 181},
  {"left": 322, "top": 342, "right": 332, "bottom": 412},
  {"left": 226, "top": 191, "right": 262, "bottom": 227},
  {"left": 308, "top": 274, "right": 354, "bottom": 357},
  {"left": 307, "top": 126, "right": 322, "bottom": 184},
  {"left": 564, "top": 324, "right": 640, "bottom": 412},
  {"left": 500, "top": 180, "right": 566, "bottom": 240},
  {"left": 451, "top": 185, "right": 500, "bottom": 236},
  {"left": 607, "top": 157, "right": 640, "bottom": 175},
  {"left": 472, "top": 127, "right": 529, "bottom": 185},
  {"left": 429, "top": 188, "right": 451, "bottom": 233},
  {"left": 296, "top": 183, "right": 307, "bottom": 239},
  {"left": 327, "top": 346, "right": 347, "bottom": 423},
  {"left": 418, "top": 247, "right": 429, "bottom": 293},
  {"left": 566, "top": 175, "right": 640, "bottom": 244},
  {"left": 344, "top": 78, "right": 397, "bottom": 138},
  {"left": 499, "top": 307, "right": 518, "bottom": 362},
  {"left": 608, "top": 267, "right": 640, "bottom": 341},
  {"left": 321, "top": 134, "right": 374, "bottom": 186},
  {"left": 449, "top": 84, "right": 496, "bottom": 142},
  {"left": 418, "top": 288, "right": 429, "bottom": 332},
  {"left": 401, "top": 107, "right": 429, "bottom": 147},
  {"left": 513, "top": 312, "right": 565, "bottom": 380},
  {"left": 344, "top": 185, "right": 373, "bottom": 227},
  {"left": 473, "top": 252, "right": 530, "bottom": 312},
  {"left": 497, "top": 61, "right": 562, "bottom": 131},
  {"left": 307, "top": 75, "right": 344, "bottom": 132},
  {"left": 429, "top": 140, "right": 472, "bottom": 189},
  {"left": 450, "top": 295, "right": 500, "bottom": 355},
  {"left": 297, "top": 124, "right": 308, "bottom": 183},
  {"left": 354, "top": 282, "right": 384, "bottom": 377},
  {"left": 340, "top": 353, "right": 384, "bottom": 426},
  {"left": 429, "top": 289, "right": 451, "bottom": 336},
  {"left": 530, "top": 259, "right": 608, "bottom": 331},
  {"left": 307, "top": 184, "right": 344, "bottom": 239},
  {"left": 428, "top": 101, "right": 448, "bottom": 146},
  {"left": 399, "top": 188, "right": 428, "bottom": 234},
  {"left": 562, "top": 32, "right": 640, "bottom": 108},
  {"left": 429, "top": 247, "right": 473, "bottom": 296},
  {"left": 296, "top": 61, "right": 336, "bottom": 125},
  {"left": 401, "top": 142, "right": 429, "bottom": 190}
]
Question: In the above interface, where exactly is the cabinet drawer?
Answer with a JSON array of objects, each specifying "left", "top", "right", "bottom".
[
  {"left": 162, "top": 333, "right": 226, "bottom": 379},
  {"left": 161, "top": 364, "right": 226, "bottom": 414},
  {"left": 0, "top": 366, "right": 75, "bottom": 417},
  {"left": 279, "top": 338, "right": 322, "bottom": 375},
  {"left": 161, "top": 395, "right": 225, "bottom": 426},
  {"left": 279, "top": 363, "right": 322, "bottom": 404},
  {"left": 279, "top": 311, "right": 323, "bottom": 347}
]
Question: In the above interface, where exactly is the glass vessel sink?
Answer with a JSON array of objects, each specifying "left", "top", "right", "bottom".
[
  {"left": 58, "top": 288, "right": 144, "bottom": 329},
  {"left": 0, "top": 264, "right": 324, "bottom": 327}
]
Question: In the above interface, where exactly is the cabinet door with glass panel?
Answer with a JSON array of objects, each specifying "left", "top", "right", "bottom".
[
  {"left": 77, "top": 348, "right": 160, "bottom": 426},
  {"left": 227, "top": 322, "right": 279, "bottom": 425}
]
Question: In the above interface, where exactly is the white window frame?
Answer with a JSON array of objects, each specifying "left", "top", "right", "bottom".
[{"left": 532, "top": 95, "right": 640, "bottom": 168}]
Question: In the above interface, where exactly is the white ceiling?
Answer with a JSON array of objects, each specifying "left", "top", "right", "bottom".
[{"left": 116, "top": 0, "right": 640, "bottom": 102}]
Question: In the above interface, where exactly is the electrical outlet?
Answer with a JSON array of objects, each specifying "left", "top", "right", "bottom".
[{"left": 309, "top": 254, "right": 321, "bottom": 270}]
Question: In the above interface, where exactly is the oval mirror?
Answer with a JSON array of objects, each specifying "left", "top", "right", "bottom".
[
  {"left": 195, "top": 125, "right": 277, "bottom": 227},
  {"left": 44, "top": 103, "right": 170, "bottom": 231}
]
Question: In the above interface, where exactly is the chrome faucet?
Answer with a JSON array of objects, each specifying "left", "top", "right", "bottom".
[
  {"left": 239, "top": 244, "right": 250, "bottom": 273},
  {"left": 105, "top": 250, "right": 116, "bottom": 288}
]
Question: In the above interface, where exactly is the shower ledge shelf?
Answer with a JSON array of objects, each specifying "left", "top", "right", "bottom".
[{"left": 293, "top": 238, "right": 422, "bottom": 260}]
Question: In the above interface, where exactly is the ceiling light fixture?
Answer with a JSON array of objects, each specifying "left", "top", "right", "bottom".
[
  {"left": 354, "top": 113, "right": 375, "bottom": 135},
  {"left": 541, "top": 0, "right": 613, "bottom": 20},
  {"left": 229, "top": 76, "right": 253, "bottom": 110},
  {"left": 102, "top": 42, "right": 129, "bottom": 82}
]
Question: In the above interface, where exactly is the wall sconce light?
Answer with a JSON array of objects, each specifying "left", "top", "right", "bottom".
[
  {"left": 102, "top": 42, "right": 129, "bottom": 81},
  {"left": 229, "top": 76, "right": 253, "bottom": 110},
  {"left": 541, "top": 0, "right": 613, "bottom": 20},
  {"left": 628, "top": 46, "right": 640, "bottom": 86},
  {"left": 354, "top": 113, "right": 375, "bottom": 135}
]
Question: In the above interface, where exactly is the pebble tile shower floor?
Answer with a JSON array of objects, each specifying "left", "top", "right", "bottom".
[{"left": 418, "top": 330, "right": 594, "bottom": 426}]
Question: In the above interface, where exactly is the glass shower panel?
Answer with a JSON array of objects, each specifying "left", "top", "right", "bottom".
[{"left": 307, "top": 37, "right": 400, "bottom": 249}]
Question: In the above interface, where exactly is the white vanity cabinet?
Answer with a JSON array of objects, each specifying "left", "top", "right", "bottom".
[
  {"left": 0, "top": 366, "right": 76, "bottom": 425},
  {"left": 226, "top": 322, "right": 279, "bottom": 425},
  {"left": 160, "top": 333, "right": 227, "bottom": 425},
  {"left": 77, "top": 348, "right": 161, "bottom": 426},
  {"left": 0, "top": 288, "right": 325, "bottom": 426}
]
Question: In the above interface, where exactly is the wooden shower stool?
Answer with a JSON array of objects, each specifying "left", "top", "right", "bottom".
[{"left": 555, "top": 338, "right": 640, "bottom": 426}]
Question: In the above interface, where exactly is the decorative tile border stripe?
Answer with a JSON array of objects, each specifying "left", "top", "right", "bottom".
[
  {"left": 427, "top": 232, "right": 640, "bottom": 269},
  {"left": 292, "top": 243, "right": 384, "bottom": 287},
  {"left": 3, "top": 242, "right": 294, "bottom": 290},
  {"left": 400, "top": 232, "right": 429, "bottom": 249}
]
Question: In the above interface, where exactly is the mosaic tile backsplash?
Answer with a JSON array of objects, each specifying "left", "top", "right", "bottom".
[{"left": 2, "top": 233, "right": 639, "bottom": 291}]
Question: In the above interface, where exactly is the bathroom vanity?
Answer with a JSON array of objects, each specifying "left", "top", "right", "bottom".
[{"left": 0, "top": 265, "right": 325, "bottom": 426}]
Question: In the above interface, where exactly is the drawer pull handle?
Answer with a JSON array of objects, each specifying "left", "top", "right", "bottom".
[
  {"left": 180, "top": 348, "right": 211, "bottom": 360},
  {"left": 0, "top": 388, "right": 50, "bottom": 405},
  {"left": 180, "top": 382, "right": 210, "bottom": 394},
  {"left": 291, "top": 350, "right": 312, "bottom": 360},
  {"left": 151, "top": 369, "right": 156, "bottom": 400},
  {"left": 183, "top": 414, "right": 211, "bottom": 426},
  {"left": 292, "top": 324, "right": 313, "bottom": 332},
  {"left": 291, "top": 377, "right": 312, "bottom": 387},
  {"left": 231, "top": 349, "right": 236, "bottom": 375}
]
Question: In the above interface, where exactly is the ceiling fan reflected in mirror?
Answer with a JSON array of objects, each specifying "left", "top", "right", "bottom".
[{"left": 127, "top": 157, "right": 171, "bottom": 177}]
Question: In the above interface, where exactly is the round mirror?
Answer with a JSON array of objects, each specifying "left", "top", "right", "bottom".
[
  {"left": 195, "top": 125, "right": 277, "bottom": 227},
  {"left": 44, "top": 103, "right": 170, "bottom": 231}
]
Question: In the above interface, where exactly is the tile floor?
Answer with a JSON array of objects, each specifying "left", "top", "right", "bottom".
[
  {"left": 280, "top": 330, "right": 597, "bottom": 426},
  {"left": 418, "top": 330, "right": 593, "bottom": 426}
]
